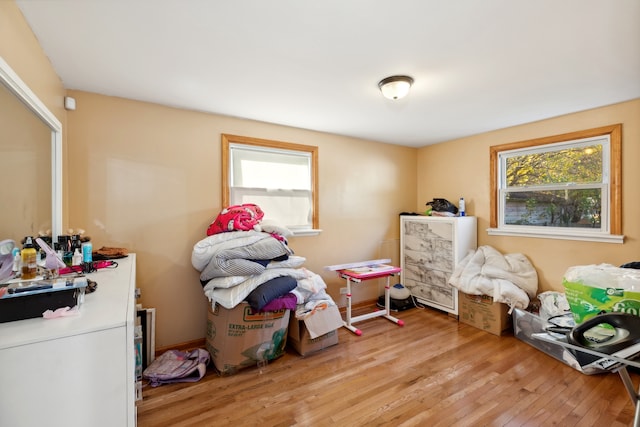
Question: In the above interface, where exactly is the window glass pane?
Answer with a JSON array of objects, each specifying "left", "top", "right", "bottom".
[
  {"left": 505, "top": 144, "right": 603, "bottom": 187},
  {"left": 245, "top": 194, "right": 310, "bottom": 228},
  {"left": 503, "top": 188, "right": 601, "bottom": 228},
  {"left": 231, "top": 146, "right": 310, "bottom": 190},
  {"left": 226, "top": 138, "right": 316, "bottom": 230},
  {"left": 239, "top": 159, "right": 310, "bottom": 190},
  {"left": 230, "top": 187, "right": 312, "bottom": 228}
]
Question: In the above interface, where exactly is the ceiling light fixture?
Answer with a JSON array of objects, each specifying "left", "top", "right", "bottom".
[{"left": 378, "top": 75, "right": 414, "bottom": 100}]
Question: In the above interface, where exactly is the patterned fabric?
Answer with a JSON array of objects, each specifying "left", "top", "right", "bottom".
[
  {"left": 192, "top": 230, "right": 269, "bottom": 271},
  {"left": 143, "top": 349, "right": 210, "bottom": 387},
  {"left": 204, "top": 266, "right": 312, "bottom": 309},
  {"left": 206, "top": 204, "right": 264, "bottom": 236},
  {"left": 193, "top": 231, "right": 293, "bottom": 282}
]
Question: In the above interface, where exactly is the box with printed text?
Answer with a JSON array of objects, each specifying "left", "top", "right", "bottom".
[{"left": 206, "top": 302, "right": 289, "bottom": 375}]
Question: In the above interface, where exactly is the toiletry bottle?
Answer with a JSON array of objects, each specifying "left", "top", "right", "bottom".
[
  {"left": 82, "top": 241, "right": 93, "bottom": 264},
  {"left": 21, "top": 236, "right": 37, "bottom": 280},
  {"left": 459, "top": 197, "right": 466, "bottom": 217},
  {"left": 12, "top": 247, "right": 20, "bottom": 273},
  {"left": 72, "top": 248, "right": 82, "bottom": 266}
]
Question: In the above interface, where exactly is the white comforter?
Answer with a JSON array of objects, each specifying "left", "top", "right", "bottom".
[{"left": 448, "top": 245, "right": 538, "bottom": 310}]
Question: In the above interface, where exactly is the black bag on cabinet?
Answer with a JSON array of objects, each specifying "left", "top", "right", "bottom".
[{"left": 426, "top": 198, "right": 458, "bottom": 214}]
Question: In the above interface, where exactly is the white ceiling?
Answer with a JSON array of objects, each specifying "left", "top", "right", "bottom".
[{"left": 16, "top": 0, "right": 640, "bottom": 147}]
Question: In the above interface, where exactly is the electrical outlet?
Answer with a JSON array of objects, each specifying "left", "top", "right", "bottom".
[{"left": 340, "top": 287, "right": 348, "bottom": 294}]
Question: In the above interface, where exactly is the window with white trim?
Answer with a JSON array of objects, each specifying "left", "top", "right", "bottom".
[
  {"left": 489, "top": 124, "right": 622, "bottom": 243},
  {"left": 222, "top": 134, "right": 319, "bottom": 233}
]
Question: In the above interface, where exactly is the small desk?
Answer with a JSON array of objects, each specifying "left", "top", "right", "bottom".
[{"left": 338, "top": 266, "right": 405, "bottom": 336}]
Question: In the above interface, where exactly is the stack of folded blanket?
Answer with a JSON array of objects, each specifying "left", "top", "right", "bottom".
[{"left": 191, "top": 204, "right": 335, "bottom": 315}]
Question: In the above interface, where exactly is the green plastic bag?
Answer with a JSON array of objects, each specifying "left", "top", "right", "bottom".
[{"left": 563, "top": 264, "right": 640, "bottom": 323}]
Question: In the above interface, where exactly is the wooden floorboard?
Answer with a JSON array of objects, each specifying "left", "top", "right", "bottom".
[{"left": 136, "top": 304, "right": 638, "bottom": 426}]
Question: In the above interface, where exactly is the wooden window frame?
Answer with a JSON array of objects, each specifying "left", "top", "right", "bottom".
[
  {"left": 489, "top": 124, "right": 622, "bottom": 241},
  {"left": 222, "top": 133, "right": 319, "bottom": 231}
]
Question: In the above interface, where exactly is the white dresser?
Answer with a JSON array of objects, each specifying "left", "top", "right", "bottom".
[
  {"left": 400, "top": 216, "right": 477, "bottom": 315},
  {"left": 0, "top": 254, "right": 137, "bottom": 427}
]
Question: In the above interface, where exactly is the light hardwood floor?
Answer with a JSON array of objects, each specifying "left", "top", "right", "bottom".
[{"left": 136, "top": 304, "right": 638, "bottom": 426}]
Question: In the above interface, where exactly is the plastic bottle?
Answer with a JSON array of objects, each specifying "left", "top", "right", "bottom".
[
  {"left": 82, "top": 241, "right": 93, "bottom": 263},
  {"left": 459, "top": 197, "right": 466, "bottom": 217},
  {"left": 21, "top": 236, "right": 37, "bottom": 280},
  {"left": 12, "top": 247, "right": 20, "bottom": 273},
  {"left": 72, "top": 248, "right": 83, "bottom": 266}
]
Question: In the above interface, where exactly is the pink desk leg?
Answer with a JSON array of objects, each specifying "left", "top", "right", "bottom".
[{"left": 341, "top": 273, "right": 404, "bottom": 336}]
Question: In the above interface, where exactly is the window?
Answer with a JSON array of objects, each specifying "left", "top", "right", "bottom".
[
  {"left": 222, "top": 134, "right": 319, "bottom": 234},
  {"left": 489, "top": 124, "right": 622, "bottom": 243}
]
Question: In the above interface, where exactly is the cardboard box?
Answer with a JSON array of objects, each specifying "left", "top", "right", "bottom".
[
  {"left": 512, "top": 308, "right": 606, "bottom": 375},
  {"left": 458, "top": 292, "right": 511, "bottom": 336},
  {"left": 288, "top": 305, "right": 343, "bottom": 356},
  {"left": 206, "top": 302, "right": 289, "bottom": 375}
]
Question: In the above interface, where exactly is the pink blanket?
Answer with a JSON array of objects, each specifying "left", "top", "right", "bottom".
[{"left": 207, "top": 204, "right": 264, "bottom": 235}]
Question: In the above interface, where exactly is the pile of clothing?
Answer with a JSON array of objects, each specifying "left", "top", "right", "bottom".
[{"left": 191, "top": 204, "right": 335, "bottom": 316}]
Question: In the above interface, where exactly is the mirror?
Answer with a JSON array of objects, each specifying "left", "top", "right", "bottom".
[{"left": 0, "top": 56, "right": 62, "bottom": 245}]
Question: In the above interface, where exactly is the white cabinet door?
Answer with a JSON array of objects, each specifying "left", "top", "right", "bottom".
[{"left": 400, "top": 216, "right": 476, "bottom": 315}]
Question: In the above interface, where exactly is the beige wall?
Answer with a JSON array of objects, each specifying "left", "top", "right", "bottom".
[
  {"left": 417, "top": 98, "right": 640, "bottom": 291},
  {"left": 65, "top": 90, "right": 417, "bottom": 347},
  {"left": 0, "top": 1, "right": 68, "bottom": 227},
  {"left": 0, "top": 2, "right": 65, "bottom": 116}
]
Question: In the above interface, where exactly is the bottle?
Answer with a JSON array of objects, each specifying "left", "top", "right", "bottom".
[
  {"left": 459, "top": 198, "right": 466, "bottom": 217},
  {"left": 61, "top": 251, "right": 71, "bottom": 267},
  {"left": 82, "top": 241, "right": 93, "bottom": 264},
  {"left": 72, "top": 248, "right": 83, "bottom": 266},
  {"left": 12, "top": 247, "right": 21, "bottom": 273},
  {"left": 21, "top": 236, "right": 37, "bottom": 280}
]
